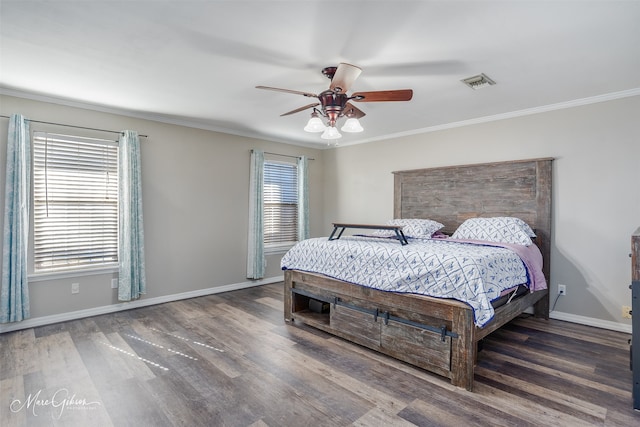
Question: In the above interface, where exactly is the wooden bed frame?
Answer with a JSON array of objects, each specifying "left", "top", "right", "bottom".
[{"left": 284, "top": 158, "right": 553, "bottom": 391}]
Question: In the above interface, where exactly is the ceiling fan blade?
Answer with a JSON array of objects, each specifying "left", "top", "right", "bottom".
[
  {"left": 351, "top": 89, "right": 413, "bottom": 102},
  {"left": 256, "top": 85, "right": 317, "bottom": 98},
  {"left": 280, "top": 103, "right": 320, "bottom": 117},
  {"left": 343, "top": 103, "right": 366, "bottom": 119},
  {"left": 330, "top": 63, "right": 362, "bottom": 93}
]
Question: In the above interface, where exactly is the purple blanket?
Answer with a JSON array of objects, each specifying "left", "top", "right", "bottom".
[{"left": 442, "top": 237, "right": 547, "bottom": 292}]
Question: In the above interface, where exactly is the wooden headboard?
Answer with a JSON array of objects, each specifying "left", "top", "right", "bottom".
[{"left": 393, "top": 158, "right": 553, "bottom": 283}]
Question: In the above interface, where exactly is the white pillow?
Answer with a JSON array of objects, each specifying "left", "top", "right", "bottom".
[
  {"left": 383, "top": 218, "right": 444, "bottom": 238},
  {"left": 504, "top": 216, "right": 536, "bottom": 237},
  {"left": 451, "top": 217, "right": 534, "bottom": 246}
]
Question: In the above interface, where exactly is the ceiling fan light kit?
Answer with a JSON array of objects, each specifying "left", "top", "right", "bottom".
[
  {"left": 257, "top": 63, "right": 413, "bottom": 141},
  {"left": 341, "top": 117, "right": 364, "bottom": 133},
  {"left": 321, "top": 126, "right": 342, "bottom": 140},
  {"left": 303, "top": 111, "right": 326, "bottom": 132}
]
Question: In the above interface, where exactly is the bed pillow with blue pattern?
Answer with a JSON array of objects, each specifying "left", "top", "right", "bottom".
[{"left": 451, "top": 217, "right": 535, "bottom": 246}]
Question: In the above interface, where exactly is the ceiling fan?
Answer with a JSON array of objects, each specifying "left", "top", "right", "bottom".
[{"left": 256, "top": 63, "right": 413, "bottom": 140}]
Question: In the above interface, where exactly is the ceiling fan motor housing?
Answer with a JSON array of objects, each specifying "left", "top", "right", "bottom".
[
  {"left": 321, "top": 66, "right": 338, "bottom": 80},
  {"left": 318, "top": 90, "right": 349, "bottom": 126}
]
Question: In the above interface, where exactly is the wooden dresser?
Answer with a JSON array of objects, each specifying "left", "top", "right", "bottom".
[{"left": 632, "top": 227, "right": 640, "bottom": 411}]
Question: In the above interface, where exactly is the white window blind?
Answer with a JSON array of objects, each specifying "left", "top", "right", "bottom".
[
  {"left": 263, "top": 161, "right": 298, "bottom": 245},
  {"left": 32, "top": 132, "right": 119, "bottom": 272}
]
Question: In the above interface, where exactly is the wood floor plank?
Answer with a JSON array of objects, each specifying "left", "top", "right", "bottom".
[
  {"left": 94, "top": 376, "right": 173, "bottom": 427},
  {"left": 3, "top": 332, "right": 114, "bottom": 425},
  {"left": 1, "top": 375, "right": 27, "bottom": 427},
  {"left": 352, "top": 407, "right": 418, "bottom": 427},
  {"left": 517, "top": 328, "right": 630, "bottom": 368},
  {"left": 399, "top": 396, "right": 534, "bottom": 427},
  {"left": 150, "top": 324, "right": 243, "bottom": 379},
  {"left": 514, "top": 317, "right": 631, "bottom": 349},
  {"left": 604, "top": 408, "right": 640, "bottom": 426},
  {"left": 482, "top": 334, "right": 599, "bottom": 375},
  {"left": 0, "top": 328, "right": 37, "bottom": 379},
  {"left": 227, "top": 357, "right": 356, "bottom": 426},
  {"left": 489, "top": 359, "right": 633, "bottom": 416},
  {"left": 255, "top": 296, "right": 285, "bottom": 311},
  {"left": 475, "top": 365, "right": 608, "bottom": 423},
  {"left": 470, "top": 381, "right": 597, "bottom": 427},
  {"left": 36, "top": 332, "right": 89, "bottom": 389},
  {"left": 273, "top": 346, "right": 406, "bottom": 417},
  {"left": 481, "top": 349, "right": 632, "bottom": 400},
  {"left": 102, "top": 331, "right": 161, "bottom": 379}
]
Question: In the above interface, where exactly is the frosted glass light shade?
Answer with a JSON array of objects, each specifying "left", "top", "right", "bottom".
[
  {"left": 341, "top": 118, "right": 364, "bottom": 133},
  {"left": 320, "top": 126, "right": 342, "bottom": 140},
  {"left": 304, "top": 116, "right": 325, "bottom": 132}
]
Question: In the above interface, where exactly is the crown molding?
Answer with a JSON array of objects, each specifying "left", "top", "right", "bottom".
[
  {"left": 337, "top": 87, "right": 640, "bottom": 148},
  {"left": 0, "top": 87, "right": 322, "bottom": 148}
]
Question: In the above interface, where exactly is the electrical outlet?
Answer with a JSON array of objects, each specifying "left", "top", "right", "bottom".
[
  {"left": 71, "top": 283, "right": 80, "bottom": 294},
  {"left": 622, "top": 305, "right": 632, "bottom": 319},
  {"left": 111, "top": 278, "right": 118, "bottom": 289},
  {"left": 558, "top": 284, "right": 566, "bottom": 296}
]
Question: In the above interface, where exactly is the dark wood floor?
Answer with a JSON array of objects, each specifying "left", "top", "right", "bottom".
[{"left": 1, "top": 283, "right": 637, "bottom": 426}]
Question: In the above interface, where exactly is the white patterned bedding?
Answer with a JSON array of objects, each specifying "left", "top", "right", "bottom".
[{"left": 281, "top": 236, "right": 544, "bottom": 327}]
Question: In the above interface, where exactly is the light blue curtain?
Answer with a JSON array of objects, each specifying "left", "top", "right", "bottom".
[
  {"left": 1, "top": 114, "right": 31, "bottom": 323},
  {"left": 247, "top": 149, "right": 265, "bottom": 279},
  {"left": 118, "top": 130, "right": 146, "bottom": 301},
  {"left": 297, "top": 156, "right": 309, "bottom": 241}
]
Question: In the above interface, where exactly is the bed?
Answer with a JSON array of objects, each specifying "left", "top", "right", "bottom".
[{"left": 282, "top": 158, "right": 552, "bottom": 391}]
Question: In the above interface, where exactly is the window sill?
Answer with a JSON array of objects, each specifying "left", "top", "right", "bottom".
[
  {"left": 264, "top": 242, "right": 296, "bottom": 255},
  {"left": 29, "top": 265, "right": 118, "bottom": 283}
]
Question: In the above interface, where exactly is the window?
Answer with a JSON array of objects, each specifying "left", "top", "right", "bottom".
[
  {"left": 263, "top": 160, "right": 298, "bottom": 246},
  {"left": 32, "top": 132, "right": 119, "bottom": 272}
]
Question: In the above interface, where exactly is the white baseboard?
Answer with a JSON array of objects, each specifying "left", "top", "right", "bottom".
[
  {"left": 513, "top": 307, "right": 631, "bottom": 334},
  {"left": 0, "top": 276, "right": 284, "bottom": 334},
  {"left": 550, "top": 310, "right": 632, "bottom": 334}
]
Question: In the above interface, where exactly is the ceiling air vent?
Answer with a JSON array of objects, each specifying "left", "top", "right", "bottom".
[{"left": 461, "top": 73, "right": 496, "bottom": 90}]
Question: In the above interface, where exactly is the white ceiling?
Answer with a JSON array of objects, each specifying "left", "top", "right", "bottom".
[{"left": 1, "top": 1, "right": 639, "bottom": 148}]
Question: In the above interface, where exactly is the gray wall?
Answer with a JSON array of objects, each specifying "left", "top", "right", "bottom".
[
  {"left": 323, "top": 95, "right": 640, "bottom": 331},
  {"left": 0, "top": 95, "right": 325, "bottom": 320}
]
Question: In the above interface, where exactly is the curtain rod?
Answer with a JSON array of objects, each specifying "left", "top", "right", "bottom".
[
  {"left": 0, "top": 115, "right": 148, "bottom": 138},
  {"left": 253, "top": 149, "right": 315, "bottom": 161}
]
